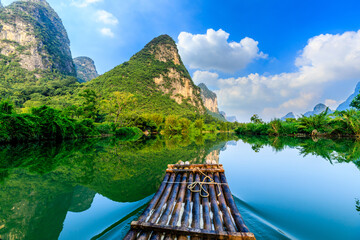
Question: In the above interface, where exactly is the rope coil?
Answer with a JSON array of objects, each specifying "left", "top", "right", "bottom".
[{"left": 187, "top": 167, "right": 222, "bottom": 198}]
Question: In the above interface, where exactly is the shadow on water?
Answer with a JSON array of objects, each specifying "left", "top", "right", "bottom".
[{"left": 0, "top": 133, "right": 236, "bottom": 240}]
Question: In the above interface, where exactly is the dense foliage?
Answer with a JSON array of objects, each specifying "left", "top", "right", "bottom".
[{"left": 235, "top": 110, "right": 360, "bottom": 137}]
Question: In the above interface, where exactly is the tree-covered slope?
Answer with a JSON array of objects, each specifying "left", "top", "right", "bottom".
[{"left": 85, "top": 35, "right": 205, "bottom": 116}]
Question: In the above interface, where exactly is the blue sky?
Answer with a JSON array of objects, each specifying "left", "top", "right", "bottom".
[{"left": 3, "top": 0, "right": 360, "bottom": 121}]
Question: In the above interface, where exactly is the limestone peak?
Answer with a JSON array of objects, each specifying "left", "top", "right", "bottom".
[{"left": 133, "top": 34, "right": 182, "bottom": 65}]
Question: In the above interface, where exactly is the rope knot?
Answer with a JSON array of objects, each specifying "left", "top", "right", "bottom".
[{"left": 187, "top": 167, "right": 222, "bottom": 198}]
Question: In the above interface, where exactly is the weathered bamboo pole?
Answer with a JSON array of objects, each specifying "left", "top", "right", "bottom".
[
  {"left": 124, "top": 173, "right": 170, "bottom": 240},
  {"left": 180, "top": 173, "right": 193, "bottom": 226},
  {"left": 150, "top": 173, "right": 182, "bottom": 240},
  {"left": 136, "top": 173, "right": 177, "bottom": 240},
  {"left": 122, "top": 229, "right": 138, "bottom": 240},
  {"left": 191, "top": 173, "right": 201, "bottom": 240},
  {"left": 178, "top": 173, "right": 194, "bottom": 240},
  {"left": 131, "top": 221, "right": 256, "bottom": 239},
  {"left": 214, "top": 172, "right": 236, "bottom": 232},
  {"left": 164, "top": 173, "right": 188, "bottom": 240},
  {"left": 167, "top": 169, "right": 224, "bottom": 173},
  {"left": 201, "top": 174, "right": 211, "bottom": 231},
  {"left": 168, "top": 164, "right": 223, "bottom": 168},
  {"left": 138, "top": 173, "right": 171, "bottom": 222},
  {"left": 208, "top": 173, "right": 224, "bottom": 232},
  {"left": 219, "top": 172, "right": 250, "bottom": 233}
]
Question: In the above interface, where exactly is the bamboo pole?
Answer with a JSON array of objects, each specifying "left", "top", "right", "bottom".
[
  {"left": 150, "top": 173, "right": 182, "bottom": 240},
  {"left": 168, "top": 163, "right": 223, "bottom": 169},
  {"left": 166, "top": 169, "right": 224, "bottom": 173},
  {"left": 138, "top": 173, "right": 170, "bottom": 222},
  {"left": 178, "top": 172, "right": 193, "bottom": 240},
  {"left": 219, "top": 172, "right": 250, "bottom": 233},
  {"left": 201, "top": 174, "right": 211, "bottom": 231},
  {"left": 131, "top": 221, "right": 256, "bottom": 240},
  {"left": 214, "top": 172, "right": 236, "bottom": 232},
  {"left": 191, "top": 173, "right": 201, "bottom": 240},
  {"left": 164, "top": 173, "right": 188, "bottom": 240},
  {"left": 136, "top": 173, "right": 176, "bottom": 240},
  {"left": 208, "top": 173, "right": 224, "bottom": 232},
  {"left": 180, "top": 173, "right": 193, "bottom": 227},
  {"left": 122, "top": 229, "right": 137, "bottom": 240}
]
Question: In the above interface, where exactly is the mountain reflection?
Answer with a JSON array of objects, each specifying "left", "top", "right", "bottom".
[{"left": 0, "top": 134, "right": 235, "bottom": 240}]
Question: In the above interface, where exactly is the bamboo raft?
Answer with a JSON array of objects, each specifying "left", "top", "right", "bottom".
[{"left": 123, "top": 164, "right": 256, "bottom": 240}]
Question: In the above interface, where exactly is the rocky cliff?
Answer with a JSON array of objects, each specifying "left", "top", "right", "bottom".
[
  {"left": 0, "top": 0, "right": 75, "bottom": 76},
  {"left": 73, "top": 56, "right": 99, "bottom": 82},
  {"left": 198, "top": 83, "right": 219, "bottom": 113},
  {"left": 86, "top": 34, "right": 205, "bottom": 115},
  {"left": 148, "top": 35, "right": 204, "bottom": 110}
]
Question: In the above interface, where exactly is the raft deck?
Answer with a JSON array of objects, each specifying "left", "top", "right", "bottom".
[{"left": 123, "top": 164, "right": 256, "bottom": 240}]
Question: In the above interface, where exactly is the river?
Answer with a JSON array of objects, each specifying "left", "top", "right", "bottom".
[{"left": 0, "top": 135, "right": 359, "bottom": 239}]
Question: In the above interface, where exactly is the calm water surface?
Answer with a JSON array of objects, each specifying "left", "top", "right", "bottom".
[{"left": 0, "top": 135, "right": 359, "bottom": 239}]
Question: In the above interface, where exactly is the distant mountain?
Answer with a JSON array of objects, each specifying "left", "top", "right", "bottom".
[
  {"left": 74, "top": 57, "right": 99, "bottom": 82},
  {"left": 337, "top": 82, "right": 360, "bottom": 111},
  {"left": 85, "top": 34, "right": 205, "bottom": 116},
  {"left": 220, "top": 111, "right": 226, "bottom": 119},
  {"left": 198, "top": 83, "right": 227, "bottom": 121},
  {"left": 226, "top": 116, "right": 238, "bottom": 122},
  {"left": 281, "top": 112, "right": 295, "bottom": 121},
  {"left": 198, "top": 83, "right": 219, "bottom": 113},
  {"left": 304, "top": 103, "right": 333, "bottom": 117},
  {"left": 219, "top": 111, "right": 237, "bottom": 122}
]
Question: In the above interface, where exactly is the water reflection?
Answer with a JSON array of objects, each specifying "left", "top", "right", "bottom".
[
  {"left": 0, "top": 134, "right": 236, "bottom": 240},
  {"left": 1, "top": 134, "right": 360, "bottom": 240},
  {"left": 237, "top": 135, "right": 360, "bottom": 168}
]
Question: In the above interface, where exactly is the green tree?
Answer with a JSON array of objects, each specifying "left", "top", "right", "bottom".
[
  {"left": 194, "top": 119, "right": 204, "bottom": 133},
  {"left": 350, "top": 93, "right": 360, "bottom": 110},
  {"left": 0, "top": 99, "right": 14, "bottom": 114},
  {"left": 250, "top": 114, "right": 263, "bottom": 124},
  {"left": 79, "top": 89, "right": 98, "bottom": 120},
  {"left": 101, "top": 91, "right": 136, "bottom": 124}
]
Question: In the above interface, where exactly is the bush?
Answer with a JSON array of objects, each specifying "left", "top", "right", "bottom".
[
  {"left": 95, "top": 123, "right": 116, "bottom": 135},
  {"left": 115, "top": 127, "right": 143, "bottom": 140}
]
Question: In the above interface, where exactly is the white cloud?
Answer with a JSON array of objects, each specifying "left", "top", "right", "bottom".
[
  {"left": 95, "top": 10, "right": 119, "bottom": 25},
  {"left": 100, "top": 28, "right": 115, "bottom": 38},
  {"left": 177, "top": 29, "right": 267, "bottom": 73},
  {"left": 194, "top": 30, "right": 360, "bottom": 122},
  {"left": 192, "top": 71, "right": 220, "bottom": 88},
  {"left": 71, "top": 0, "right": 103, "bottom": 8}
]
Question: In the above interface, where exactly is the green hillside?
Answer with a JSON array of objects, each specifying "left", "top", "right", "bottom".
[{"left": 84, "top": 35, "right": 205, "bottom": 117}]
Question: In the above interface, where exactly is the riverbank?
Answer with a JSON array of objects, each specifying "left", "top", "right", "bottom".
[{"left": 235, "top": 109, "right": 360, "bottom": 138}]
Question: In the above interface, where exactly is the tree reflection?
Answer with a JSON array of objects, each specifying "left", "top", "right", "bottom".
[{"left": 238, "top": 135, "right": 360, "bottom": 168}]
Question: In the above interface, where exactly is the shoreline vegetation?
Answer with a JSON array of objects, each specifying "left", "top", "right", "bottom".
[
  {"left": 3, "top": 90, "right": 360, "bottom": 144},
  {"left": 235, "top": 108, "right": 360, "bottom": 138},
  {"left": 0, "top": 98, "right": 238, "bottom": 144}
]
